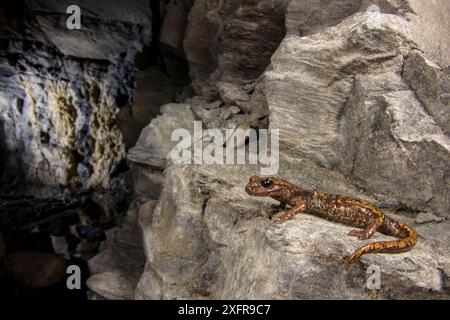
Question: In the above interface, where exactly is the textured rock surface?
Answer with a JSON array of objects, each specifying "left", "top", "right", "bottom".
[
  {"left": 95, "top": 2, "right": 450, "bottom": 300},
  {"left": 265, "top": 11, "right": 450, "bottom": 216},
  {"left": 131, "top": 161, "right": 449, "bottom": 299},
  {"left": 128, "top": 103, "right": 196, "bottom": 169},
  {"left": 87, "top": 200, "right": 146, "bottom": 299},
  {"left": 184, "top": 0, "right": 289, "bottom": 95},
  {"left": 8, "top": 0, "right": 439, "bottom": 299},
  {"left": 0, "top": 1, "right": 151, "bottom": 189}
]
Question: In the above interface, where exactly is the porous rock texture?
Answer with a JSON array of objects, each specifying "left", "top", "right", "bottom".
[
  {"left": 33, "top": 1, "right": 447, "bottom": 299},
  {"left": 0, "top": 0, "right": 151, "bottom": 190}
]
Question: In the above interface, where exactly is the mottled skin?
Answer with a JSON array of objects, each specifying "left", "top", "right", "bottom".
[{"left": 245, "top": 176, "right": 417, "bottom": 269}]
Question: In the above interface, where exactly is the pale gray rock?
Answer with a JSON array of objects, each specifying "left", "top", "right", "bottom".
[
  {"left": 265, "top": 11, "right": 450, "bottom": 217},
  {"left": 0, "top": 2, "right": 151, "bottom": 189},
  {"left": 132, "top": 160, "right": 449, "bottom": 299},
  {"left": 403, "top": 51, "right": 450, "bottom": 133},
  {"left": 350, "top": 90, "right": 449, "bottom": 216},
  {"left": 128, "top": 103, "right": 196, "bottom": 168},
  {"left": 184, "top": 0, "right": 289, "bottom": 93},
  {"left": 87, "top": 200, "right": 146, "bottom": 299},
  {"left": 415, "top": 212, "right": 445, "bottom": 224},
  {"left": 286, "top": 0, "right": 362, "bottom": 36},
  {"left": 26, "top": 0, "right": 151, "bottom": 61},
  {"left": 85, "top": 0, "right": 450, "bottom": 300},
  {"left": 405, "top": 0, "right": 450, "bottom": 67}
]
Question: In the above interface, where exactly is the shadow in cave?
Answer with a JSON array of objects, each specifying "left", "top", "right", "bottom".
[{"left": 116, "top": 0, "right": 193, "bottom": 150}]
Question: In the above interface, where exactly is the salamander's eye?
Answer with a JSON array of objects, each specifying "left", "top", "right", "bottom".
[{"left": 261, "top": 178, "right": 273, "bottom": 188}]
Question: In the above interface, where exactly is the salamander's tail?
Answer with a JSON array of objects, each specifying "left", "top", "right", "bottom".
[{"left": 345, "top": 223, "right": 417, "bottom": 270}]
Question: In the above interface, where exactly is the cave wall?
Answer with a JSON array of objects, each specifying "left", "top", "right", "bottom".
[
  {"left": 0, "top": 0, "right": 151, "bottom": 190},
  {"left": 0, "top": 0, "right": 448, "bottom": 300}
]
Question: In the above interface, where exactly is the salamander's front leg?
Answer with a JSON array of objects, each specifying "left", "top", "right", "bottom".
[{"left": 271, "top": 201, "right": 306, "bottom": 224}]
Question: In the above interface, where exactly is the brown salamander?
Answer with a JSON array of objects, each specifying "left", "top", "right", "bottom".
[{"left": 245, "top": 176, "right": 417, "bottom": 269}]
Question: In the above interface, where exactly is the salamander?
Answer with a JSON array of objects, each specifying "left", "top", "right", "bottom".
[{"left": 245, "top": 176, "right": 417, "bottom": 269}]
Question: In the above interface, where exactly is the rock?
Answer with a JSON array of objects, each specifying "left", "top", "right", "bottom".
[
  {"left": 87, "top": 200, "right": 146, "bottom": 300},
  {"left": 265, "top": 11, "right": 450, "bottom": 217},
  {"left": 134, "top": 200, "right": 159, "bottom": 299},
  {"left": 217, "top": 82, "right": 250, "bottom": 108},
  {"left": 132, "top": 160, "right": 449, "bottom": 299},
  {"left": 9, "top": 0, "right": 449, "bottom": 300},
  {"left": 115, "top": 5, "right": 450, "bottom": 300},
  {"left": 184, "top": 0, "right": 288, "bottom": 92},
  {"left": 183, "top": 0, "right": 221, "bottom": 82},
  {"left": 160, "top": 0, "right": 192, "bottom": 54},
  {"left": 3, "top": 251, "right": 66, "bottom": 289},
  {"left": 0, "top": 2, "right": 150, "bottom": 189},
  {"left": 131, "top": 164, "right": 164, "bottom": 200},
  {"left": 405, "top": 0, "right": 450, "bottom": 67},
  {"left": 117, "top": 65, "right": 191, "bottom": 149},
  {"left": 50, "top": 235, "right": 69, "bottom": 258},
  {"left": 128, "top": 103, "right": 196, "bottom": 168},
  {"left": 286, "top": 0, "right": 362, "bottom": 36},
  {"left": 415, "top": 212, "right": 445, "bottom": 224},
  {"left": 86, "top": 271, "right": 135, "bottom": 300},
  {"left": 25, "top": 0, "right": 151, "bottom": 60},
  {"left": 403, "top": 51, "right": 450, "bottom": 133}
]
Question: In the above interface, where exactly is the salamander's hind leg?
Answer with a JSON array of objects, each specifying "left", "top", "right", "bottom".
[{"left": 348, "top": 219, "right": 382, "bottom": 240}]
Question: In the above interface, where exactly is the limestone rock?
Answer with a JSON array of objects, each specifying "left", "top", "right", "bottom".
[
  {"left": 133, "top": 160, "right": 449, "bottom": 299},
  {"left": 117, "top": 67, "right": 181, "bottom": 149},
  {"left": 184, "top": 0, "right": 288, "bottom": 92},
  {"left": 86, "top": 271, "right": 135, "bottom": 300},
  {"left": 26, "top": 0, "right": 151, "bottom": 60},
  {"left": 128, "top": 103, "right": 196, "bottom": 168},
  {"left": 0, "top": 2, "right": 151, "bottom": 189},
  {"left": 403, "top": 51, "right": 450, "bottom": 133},
  {"left": 265, "top": 11, "right": 450, "bottom": 217}
]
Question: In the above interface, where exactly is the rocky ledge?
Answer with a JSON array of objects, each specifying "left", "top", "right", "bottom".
[{"left": 83, "top": 1, "right": 449, "bottom": 299}]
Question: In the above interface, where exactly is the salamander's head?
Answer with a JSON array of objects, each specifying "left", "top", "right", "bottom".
[{"left": 245, "top": 176, "right": 291, "bottom": 199}]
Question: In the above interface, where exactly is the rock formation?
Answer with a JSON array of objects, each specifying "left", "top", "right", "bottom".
[
  {"left": 1, "top": 0, "right": 448, "bottom": 300},
  {"left": 88, "top": 0, "right": 450, "bottom": 300},
  {"left": 0, "top": 0, "right": 151, "bottom": 190}
]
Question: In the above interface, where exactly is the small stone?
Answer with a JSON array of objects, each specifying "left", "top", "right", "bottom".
[
  {"left": 415, "top": 212, "right": 445, "bottom": 224},
  {"left": 50, "top": 235, "right": 69, "bottom": 258},
  {"left": 220, "top": 106, "right": 241, "bottom": 120}
]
